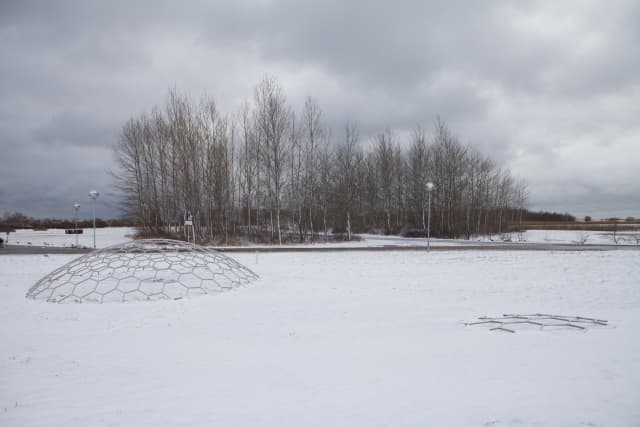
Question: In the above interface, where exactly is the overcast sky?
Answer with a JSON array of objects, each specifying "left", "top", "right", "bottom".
[{"left": 1, "top": 0, "right": 638, "bottom": 220}]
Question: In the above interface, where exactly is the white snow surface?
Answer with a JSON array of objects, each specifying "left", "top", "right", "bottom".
[
  {"left": 475, "top": 229, "right": 640, "bottom": 246},
  {"left": 1, "top": 249, "right": 639, "bottom": 426},
  {"left": 6, "top": 227, "right": 639, "bottom": 249},
  {"left": 6, "top": 227, "right": 136, "bottom": 248}
]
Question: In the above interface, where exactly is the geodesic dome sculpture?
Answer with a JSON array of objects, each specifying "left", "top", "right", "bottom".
[{"left": 27, "top": 239, "right": 258, "bottom": 303}]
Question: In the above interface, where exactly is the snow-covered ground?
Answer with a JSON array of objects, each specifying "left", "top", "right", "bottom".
[
  {"left": 5, "top": 227, "right": 136, "bottom": 248},
  {"left": 476, "top": 229, "right": 640, "bottom": 246},
  {"left": 5, "top": 227, "right": 639, "bottom": 250},
  {"left": 521, "top": 229, "right": 640, "bottom": 245},
  {"left": 1, "top": 249, "right": 639, "bottom": 426}
]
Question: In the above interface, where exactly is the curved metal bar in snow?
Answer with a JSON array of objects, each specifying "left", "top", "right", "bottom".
[
  {"left": 465, "top": 313, "right": 610, "bottom": 333},
  {"left": 26, "top": 239, "right": 258, "bottom": 304}
]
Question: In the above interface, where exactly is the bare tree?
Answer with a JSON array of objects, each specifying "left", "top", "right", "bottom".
[
  {"left": 407, "top": 126, "right": 430, "bottom": 235},
  {"left": 254, "top": 76, "right": 290, "bottom": 245},
  {"left": 374, "top": 129, "right": 398, "bottom": 233},
  {"left": 335, "top": 122, "right": 361, "bottom": 240},
  {"left": 113, "top": 84, "right": 528, "bottom": 243},
  {"left": 301, "top": 96, "right": 323, "bottom": 240}
]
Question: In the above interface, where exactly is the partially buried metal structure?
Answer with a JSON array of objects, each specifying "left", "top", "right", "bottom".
[
  {"left": 465, "top": 313, "right": 610, "bottom": 333},
  {"left": 27, "top": 239, "right": 258, "bottom": 303}
]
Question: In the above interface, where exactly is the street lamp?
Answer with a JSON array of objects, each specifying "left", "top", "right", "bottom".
[
  {"left": 88, "top": 190, "right": 99, "bottom": 249},
  {"left": 73, "top": 203, "right": 80, "bottom": 247},
  {"left": 426, "top": 181, "right": 434, "bottom": 252}
]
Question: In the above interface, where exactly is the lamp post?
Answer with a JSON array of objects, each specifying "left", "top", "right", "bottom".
[
  {"left": 73, "top": 203, "right": 80, "bottom": 247},
  {"left": 426, "top": 181, "right": 434, "bottom": 252},
  {"left": 88, "top": 190, "right": 99, "bottom": 249}
]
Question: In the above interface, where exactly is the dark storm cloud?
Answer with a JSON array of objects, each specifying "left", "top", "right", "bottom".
[{"left": 0, "top": 0, "right": 638, "bottom": 219}]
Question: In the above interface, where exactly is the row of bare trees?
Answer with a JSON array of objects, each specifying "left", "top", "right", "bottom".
[{"left": 113, "top": 77, "right": 527, "bottom": 244}]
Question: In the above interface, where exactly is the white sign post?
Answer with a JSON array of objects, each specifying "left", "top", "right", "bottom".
[{"left": 184, "top": 211, "right": 195, "bottom": 244}]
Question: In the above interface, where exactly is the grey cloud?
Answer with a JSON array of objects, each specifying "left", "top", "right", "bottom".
[
  {"left": 531, "top": 184, "right": 640, "bottom": 219},
  {"left": 0, "top": 137, "right": 118, "bottom": 218},
  {"left": 198, "top": 1, "right": 640, "bottom": 98},
  {"left": 35, "top": 112, "right": 118, "bottom": 147},
  {"left": 0, "top": 0, "right": 638, "bottom": 218}
]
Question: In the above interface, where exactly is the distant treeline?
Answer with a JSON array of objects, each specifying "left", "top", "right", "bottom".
[
  {"left": 521, "top": 211, "right": 576, "bottom": 222},
  {"left": 113, "top": 77, "right": 529, "bottom": 243},
  {"left": 0, "top": 211, "right": 132, "bottom": 231}
]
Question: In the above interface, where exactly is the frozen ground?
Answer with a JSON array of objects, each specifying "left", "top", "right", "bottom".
[
  {"left": 4, "top": 228, "right": 463, "bottom": 249},
  {"left": 6, "top": 227, "right": 136, "bottom": 249},
  {"left": 5, "top": 227, "right": 638, "bottom": 250},
  {"left": 476, "top": 230, "right": 640, "bottom": 246},
  {"left": 1, "top": 249, "right": 639, "bottom": 426}
]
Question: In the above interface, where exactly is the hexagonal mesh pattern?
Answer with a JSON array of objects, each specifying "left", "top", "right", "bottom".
[{"left": 26, "top": 239, "right": 258, "bottom": 303}]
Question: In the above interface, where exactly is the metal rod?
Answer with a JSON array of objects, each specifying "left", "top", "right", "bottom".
[
  {"left": 92, "top": 201, "right": 96, "bottom": 249},
  {"left": 427, "top": 190, "right": 431, "bottom": 252},
  {"left": 74, "top": 204, "right": 79, "bottom": 247}
]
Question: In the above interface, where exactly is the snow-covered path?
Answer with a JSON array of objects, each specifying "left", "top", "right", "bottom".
[{"left": 1, "top": 250, "right": 639, "bottom": 426}]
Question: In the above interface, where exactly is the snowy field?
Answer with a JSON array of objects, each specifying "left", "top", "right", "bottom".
[
  {"left": 477, "top": 230, "right": 640, "bottom": 246},
  {"left": 5, "top": 227, "right": 639, "bottom": 250},
  {"left": 6, "top": 227, "right": 136, "bottom": 249},
  {"left": 1, "top": 249, "right": 639, "bottom": 426}
]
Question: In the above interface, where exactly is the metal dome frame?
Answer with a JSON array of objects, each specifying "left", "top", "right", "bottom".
[{"left": 27, "top": 239, "right": 258, "bottom": 303}]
